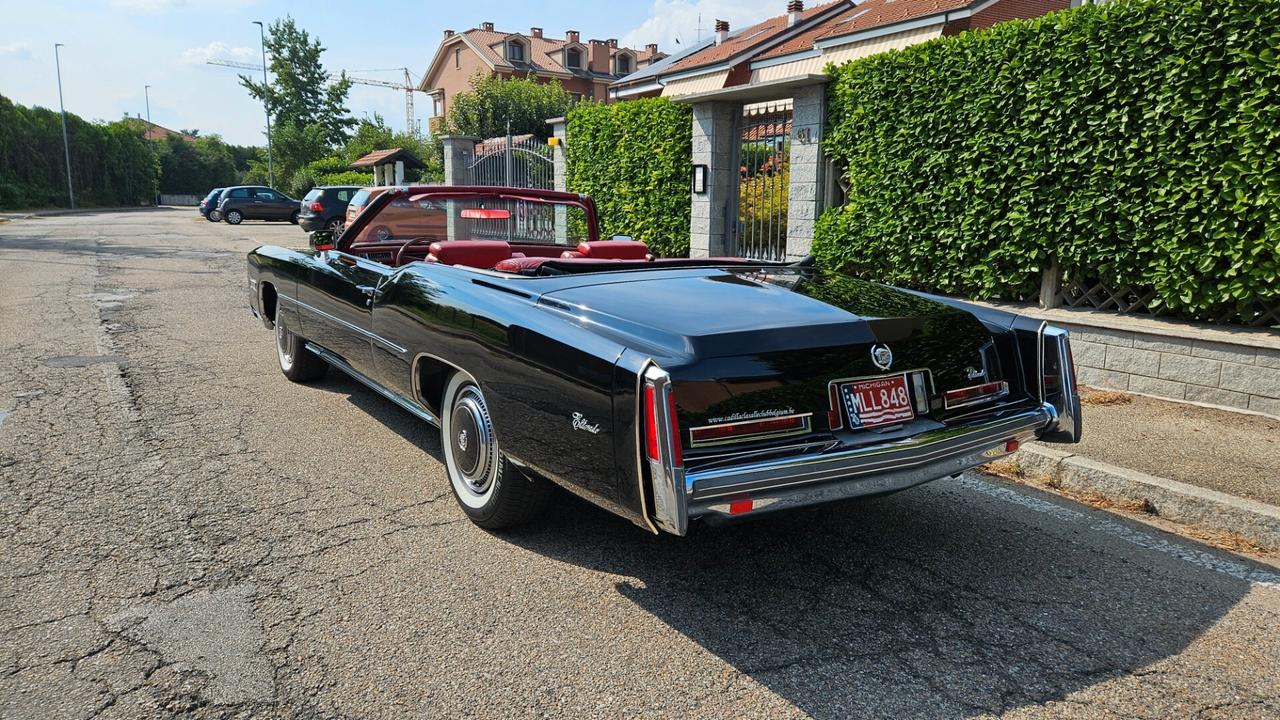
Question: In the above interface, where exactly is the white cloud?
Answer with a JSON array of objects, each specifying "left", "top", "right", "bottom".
[
  {"left": 0, "top": 41, "right": 35, "bottom": 62},
  {"left": 620, "top": 0, "right": 783, "bottom": 52},
  {"left": 181, "top": 41, "right": 258, "bottom": 66}
]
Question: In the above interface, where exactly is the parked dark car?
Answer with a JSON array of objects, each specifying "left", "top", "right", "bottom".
[
  {"left": 298, "top": 186, "right": 362, "bottom": 233},
  {"left": 218, "top": 186, "right": 300, "bottom": 225},
  {"left": 200, "top": 188, "right": 223, "bottom": 221},
  {"left": 246, "top": 186, "right": 1081, "bottom": 536}
]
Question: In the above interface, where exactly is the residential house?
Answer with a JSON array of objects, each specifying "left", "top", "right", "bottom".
[{"left": 419, "top": 23, "right": 666, "bottom": 131}]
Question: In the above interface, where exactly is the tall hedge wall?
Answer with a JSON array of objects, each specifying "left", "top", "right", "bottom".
[
  {"left": 566, "top": 98, "right": 692, "bottom": 257},
  {"left": 816, "top": 0, "right": 1280, "bottom": 319},
  {"left": 0, "top": 95, "right": 157, "bottom": 209}
]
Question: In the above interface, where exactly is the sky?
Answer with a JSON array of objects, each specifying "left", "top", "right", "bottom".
[{"left": 0, "top": 0, "right": 783, "bottom": 146}]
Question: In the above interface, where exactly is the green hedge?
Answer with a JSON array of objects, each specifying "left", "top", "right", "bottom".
[
  {"left": 0, "top": 94, "right": 157, "bottom": 209},
  {"left": 816, "top": 0, "right": 1280, "bottom": 319},
  {"left": 566, "top": 98, "right": 692, "bottom": 257}
]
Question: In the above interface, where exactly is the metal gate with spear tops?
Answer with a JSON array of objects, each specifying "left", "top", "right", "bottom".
[
  {"left": 468, "top": 132, "right": 554, "bottom": 189},
  {"left": 733, "top": 101, "right": 793, "bottom": 261}
]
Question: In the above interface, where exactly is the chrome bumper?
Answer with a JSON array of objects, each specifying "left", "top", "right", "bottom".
[{"left": 651, "top": 402, "right": 1056, "bottom": 535}]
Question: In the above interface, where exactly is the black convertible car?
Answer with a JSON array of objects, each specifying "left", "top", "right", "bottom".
[{"left": 247, "top": 186, "right": 1080, "bottom": 535}]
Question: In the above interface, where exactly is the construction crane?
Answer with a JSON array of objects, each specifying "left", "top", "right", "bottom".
[{"left": 206, "top": 60, "right": 422, "bottom": 136}]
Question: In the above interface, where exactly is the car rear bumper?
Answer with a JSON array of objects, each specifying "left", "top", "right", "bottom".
[
  {"left": 648, "top": 400, "right": 1055, "bottom": 535},
  {"left": 298, "top": 216, "right": 325, "bottom": 232}
]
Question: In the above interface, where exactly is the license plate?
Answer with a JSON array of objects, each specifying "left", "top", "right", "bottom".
[{"left": 840, "top": 374, "right": 915, "bottom": 429}]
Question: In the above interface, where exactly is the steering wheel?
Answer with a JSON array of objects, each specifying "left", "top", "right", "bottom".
[{"left": 395, "top": 236, "right": 437, "bottom": 266}]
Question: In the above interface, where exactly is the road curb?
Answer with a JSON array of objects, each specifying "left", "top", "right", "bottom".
[
  {"left": 1012, "top": 444, "right": 1280, "bottom": 552},
  {"left": 0, "top": 206, "right": 175, "bottom": 220}
]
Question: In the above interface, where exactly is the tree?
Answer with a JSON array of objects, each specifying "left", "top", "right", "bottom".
[
  {"left": 238, "top": 17, "right": 354, "bottom": 189},
  {"left": 447, "top": 74, "right": 571, "bottom": 140}
]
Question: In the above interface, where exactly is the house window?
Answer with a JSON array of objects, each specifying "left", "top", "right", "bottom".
[
  {"left": 615, "top": 54, "right": 631, "bottom": 74},
  {"left": 566, "top": 47, "right": 582, "bottom": 69},
  {"left": 507, "top": 40, "right": 524, "bottom": 62},
  {"left": 570, "top": 92, "right": 583, "bottom": 103},
  {"left": 454, "top": 48, "right": 461, "bottom": 69}
]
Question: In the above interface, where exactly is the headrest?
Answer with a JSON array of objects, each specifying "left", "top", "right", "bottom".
[
  {"left": 574, "top": 240, "right": 649, "bottom": 260},
  {"left": 427, "top": 240, "right": 511, "bottom": 269}
]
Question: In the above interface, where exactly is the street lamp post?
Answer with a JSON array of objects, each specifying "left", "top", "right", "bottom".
[
  {"left": 252, "top": 20, "right": 274, "bottom": 188},
  {"left": 144, "top": 84, "right": 152, "bottom": 133},
  {"left": 54, "top": 43, "right": 74, "bottom": 209}
]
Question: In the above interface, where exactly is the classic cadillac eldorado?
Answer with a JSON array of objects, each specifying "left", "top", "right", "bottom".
[{"left": 247, "top": 186, "right": 1080, "bottom": 535}]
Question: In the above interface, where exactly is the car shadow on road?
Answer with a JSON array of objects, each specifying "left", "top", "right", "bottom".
[
  {"left": 310, "top": 373, "right": 1256, "bottom": 718},
  {"left": 503, "top": 480, "right": 1258, "bottom": 718}
]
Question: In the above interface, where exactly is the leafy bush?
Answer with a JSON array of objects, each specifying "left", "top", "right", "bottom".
[
  {"left": 816, "top": 0, "right": 1280, "bottom": 318},
  {"left": 449, "top": 74, "right": 572, "bottom": 141},
  {"left": 566, "top": 98, "right": 692, "bottom": 257}
]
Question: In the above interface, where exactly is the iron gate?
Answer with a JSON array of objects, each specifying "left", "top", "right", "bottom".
[
  {"left": 469, "top": 133, "right": 554, "bottom": 189},
  {"left": 734, "top": 101, "right": 792, "bottom": 261}
]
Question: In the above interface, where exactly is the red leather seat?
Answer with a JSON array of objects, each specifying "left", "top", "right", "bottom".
[
  {"left": 574, "top": 240, "right": 649, "bottom": 260},
  {"left": 494, "top": 257, "right": 551, "bottom": 275},
  {"left": 427, "top": 240, "right": 511, "bottom": 268}
]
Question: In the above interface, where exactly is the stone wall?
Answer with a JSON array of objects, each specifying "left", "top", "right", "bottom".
[{"left": 978, "top": 303, "right": 1280, "bottom": 419}]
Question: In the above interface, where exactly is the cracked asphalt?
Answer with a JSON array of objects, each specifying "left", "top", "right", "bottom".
[{"left": 1, "top": 208, "right": 1279, "bottom": 719}]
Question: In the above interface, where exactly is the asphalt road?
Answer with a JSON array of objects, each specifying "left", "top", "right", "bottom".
[{"left": 1, "top": 209, "right": 1278, "bottom": 720}]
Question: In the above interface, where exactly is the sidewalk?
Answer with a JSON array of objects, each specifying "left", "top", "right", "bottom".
[{"left": 1003, "top": 388, "right": 1280, "bottom": 551}]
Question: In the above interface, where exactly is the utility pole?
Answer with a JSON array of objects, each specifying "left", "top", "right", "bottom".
[
  {"left": 144, "top": 84, "right": 152, "bottom": 133},
  {"left": 252, "top": 20, "right": 274, "bottom": 188},
  {"left": 54, "top": 43, "right": 74, "bottom": 209}
]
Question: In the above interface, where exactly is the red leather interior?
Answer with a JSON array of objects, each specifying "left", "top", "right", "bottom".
[
  {"left": 575, "top": 240, "right": 649, "bottom": 260},
  {"left": 493, "top": 256, "right": 551, "bottom": 275},
  {"left": 509, "top": 243, "right": 567, "bottom": 258},
  {"left": 427, "top": 240, "right": 512, "bottom": 268},
  {"left": 560, "top": 250, "right": 584, "bottom": 259}
]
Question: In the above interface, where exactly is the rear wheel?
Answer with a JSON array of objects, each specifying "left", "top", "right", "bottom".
[
  {"left": 441, "top": 371, "right": 549, "bottom": 529},
  {"left": 275, "top": 311, "right": 327, "bottom": 382},
  {"left": 206, "top": 209, "right": 221, "bottom": 222},
  {"left": 324, "top": 217, "right": 343, "bottom": 233},
  {"left": 224, "top": 209, "right": 243, "bottom": 225},
  {"left": 289, "top": 210, "right": 300, "bottom": 225}
]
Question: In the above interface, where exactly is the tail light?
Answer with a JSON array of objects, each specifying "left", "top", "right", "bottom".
[
  {"left": 643, "top": 383, "right": 682, "bottom": 466},
  {"left": 641, "top": 364, "right": 686, "bottom": 535},
  {"left": 309, "top": 201, "right": 324, "bottom": 212},
  {"left": 943, "top": 380, "right": 1009, "bottom": 410},
  {"left": 689, "top": 414, "right": 810, "bottom": 447}
]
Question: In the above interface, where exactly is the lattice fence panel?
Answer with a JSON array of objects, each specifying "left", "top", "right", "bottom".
[{"left": 1056, "top": 277, "right": 1280, "bottom": 327}]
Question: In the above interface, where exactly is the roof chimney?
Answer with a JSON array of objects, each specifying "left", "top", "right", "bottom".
[
  {"left": 607, "top": 38, "right": 617, "bottom": 48},
  {"left": 645, "top": 43, "right": 658, "bottom": 55},
  {"left": 480, "top": 21, "right": 495, "bottom": 31},
  {"left": 530, "top": 27, "right": 543, "bottom": 38},
  {"left": 566, "top": 30, "right": 580, "bottom": 43},
  {"left": 714, "top": 19, "right": 729, "bottom": 46},
  {"left": 787, "top": 0, "right": 804, "bottom": 27},
  {"left": 444, "top": 29, "right": 455, "bottom": 37}
]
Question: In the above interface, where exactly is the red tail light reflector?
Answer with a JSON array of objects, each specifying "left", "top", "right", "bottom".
[
  {"left": 689, "top": 414, "right": 810, "bottom": 447},
  {"left": 729, "top": 498, "right": 753, "bottom": 515},
  {"left": 309, "top": 201, "right": 324, "bottom": 212},
  {"left": 643, "top": 384, "right": 682, "bottom": 466},
  {"left": 943, "top": 381, "right": 1008, "bottom": 409}
]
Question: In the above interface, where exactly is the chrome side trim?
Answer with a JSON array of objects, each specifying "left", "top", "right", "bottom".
[
  {"left": 304, "top": 342, "right": 438, "bottom": 427},
  {"left": 642, "top": 363, "right": 688, "bottom": 536},
  {"left": 632, "top": 361, "right": 660, "bottom": 535},
  {"left": 1039, "top": 325, "right": 1082, "bottom": 443},
  {"left": 686, "top": 404, "right": 1054, "bottom": 502},
  {"left": 286, "top": 295, "right": 408, "bottom": 355}
]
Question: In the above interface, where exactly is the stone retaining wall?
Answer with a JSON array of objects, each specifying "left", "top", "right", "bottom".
[{"left": 974, "top": 302, "right": 1280, "bottom": 420}]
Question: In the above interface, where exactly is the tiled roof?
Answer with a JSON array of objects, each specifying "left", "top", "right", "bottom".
[
  {"left": 662, "top": 1, "right": 850, "bottom": 75},
  {"left": 755, "top": 0, "right": 970, "bottom": 60},
  {"left": 461, "top": 29, "right": 658, "bottom": 77},
  {"left": 351, "top": 148, "right": 427, "bottom": 169}
]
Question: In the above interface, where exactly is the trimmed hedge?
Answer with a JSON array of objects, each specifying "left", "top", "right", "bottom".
[
  {"left": 566, "top": 98, "right": 692, "bottom": 258},
  {"left": 816, "top": 0, "right": 1280, "bottom": 318}
]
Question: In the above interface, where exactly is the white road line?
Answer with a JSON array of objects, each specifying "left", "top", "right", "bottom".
[{"left": 961, "top": 475, "right": 1280, "bottom": 590}]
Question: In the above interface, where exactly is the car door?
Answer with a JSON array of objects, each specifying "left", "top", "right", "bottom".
[
  {"left": 297, "top": 249, "right": 390, "bottom": 377},
  {"left": 253, "top": 189, "right": 283, "bottom": 220}
]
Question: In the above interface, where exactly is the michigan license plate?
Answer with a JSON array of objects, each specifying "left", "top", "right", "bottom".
[{"left": 841, "top": 374, "right": 915, "bottom": 429}]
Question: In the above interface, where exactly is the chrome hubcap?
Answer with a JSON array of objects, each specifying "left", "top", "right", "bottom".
[
  {"left": 275, "top": 320, "right": 293, "bottom": 364},
  {"left": 450, "top": 387, "right": 494, "bottom": 494}
]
